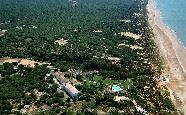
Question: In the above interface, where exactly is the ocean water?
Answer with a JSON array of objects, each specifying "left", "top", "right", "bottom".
[{"left": 156, "top": 0, "right": 186, "bottom": 46}]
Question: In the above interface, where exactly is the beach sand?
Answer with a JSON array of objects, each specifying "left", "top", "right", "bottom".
[{"left": 147, "top": 0, "right": 186, "bottom": 113}]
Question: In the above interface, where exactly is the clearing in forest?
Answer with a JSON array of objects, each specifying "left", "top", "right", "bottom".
[
  {"left": 119, "top": 32, "right": 141, "bottom": 40},
  {"left": 2, "top": 58, "right": 49, "bottom": 67},
  {"left": 55, "top": 38, "right": 68, "bottom": 46}
]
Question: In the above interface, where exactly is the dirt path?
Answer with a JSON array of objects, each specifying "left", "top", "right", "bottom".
[{"left": 147, "top": 0, "right": 186, "bottom": 114}]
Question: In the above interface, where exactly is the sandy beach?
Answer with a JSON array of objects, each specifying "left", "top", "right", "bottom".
[{"left": 147, "top": 0, "right": 186, "bottom": 114}]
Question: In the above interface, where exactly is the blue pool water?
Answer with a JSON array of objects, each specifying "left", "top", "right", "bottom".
[{"left": 112, "top": 85, "right": 122, "bottom": 92}]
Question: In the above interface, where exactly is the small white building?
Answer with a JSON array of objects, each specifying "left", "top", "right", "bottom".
[
  {"left": 52, "top": 71, "right": 79, "bottom": 99},
  {"left": 63, "top": 83, "right": 80, "bottom": 99}
]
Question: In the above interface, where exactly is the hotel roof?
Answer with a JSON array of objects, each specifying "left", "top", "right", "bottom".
[
  {"left": 52, "top": 72, "right": 66, "bottom": 83},
  {"left": 64, "top": 83, "right": 79, "bottom": 94}
]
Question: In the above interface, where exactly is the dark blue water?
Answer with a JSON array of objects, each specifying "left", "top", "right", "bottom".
[{"left": 156, "top": 0, "right": 186, "bottom": 46}]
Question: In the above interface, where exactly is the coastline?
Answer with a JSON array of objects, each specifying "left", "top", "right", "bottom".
[{"left": 147, "top": 0, "right": 186, "bottom": 113}]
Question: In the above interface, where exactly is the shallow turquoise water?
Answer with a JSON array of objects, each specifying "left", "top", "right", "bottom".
[{"left": 156, "top": 0, "right": 186, "bottom": 46}]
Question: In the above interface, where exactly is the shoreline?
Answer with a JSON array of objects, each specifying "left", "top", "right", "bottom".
[{"left": 147, "top": 0, "right": 186, "bottom": 114}]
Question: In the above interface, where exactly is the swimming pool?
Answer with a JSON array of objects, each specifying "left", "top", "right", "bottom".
[{"left": 112, "top": 85, "right": 123, "bottom": 92}]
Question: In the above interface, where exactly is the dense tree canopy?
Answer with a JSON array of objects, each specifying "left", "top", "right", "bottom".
[{"left": 0, "top": 0, "right": 178, "bottom": 114}]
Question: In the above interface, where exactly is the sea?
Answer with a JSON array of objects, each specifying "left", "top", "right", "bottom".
[{"left": 156, "top": 0, "right": 186, "bottom": 46}]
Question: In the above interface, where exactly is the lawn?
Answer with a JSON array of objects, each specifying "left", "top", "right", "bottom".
[{"left": 83, "top": 75, "right": 132, "bottom": 90}]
